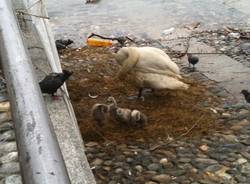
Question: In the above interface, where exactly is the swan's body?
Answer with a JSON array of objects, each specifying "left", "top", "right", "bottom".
[{"left": 114, "top": 47, "right": 189, "bottom": 97}]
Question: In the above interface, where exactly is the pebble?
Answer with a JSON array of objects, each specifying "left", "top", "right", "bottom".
[
  {"left": 147, "top": 163, "right": 160, "bottom": 171},
  {"left": 236, "top": 158, "right": 247, "bottom": 165},
  {"left": 91, "top": 158, "right": 103, "bottom": 166},
  {"left": 0, "top": 162, "right": 20, "bottom": 174},
  {"left": 114, "top": 168, "right": 123, "bottom": 174},
  {"left": 241, "top": 163, "right": 250, "bottom": 174},
  {"left": 159, "top": 158, "right": 168, "bottom": 165},
  {"left": 0, "top": 131, "right": 15, "bottom": 142},
  {"left": 0, "top": 152, "right": 18, "bottom": 164},
  {"left": 0, "top": 112, "right": 11, "bottom": 124},
  {"left": 0, "top": 122, "right": 13, "bottom": 133},
  {"left": 151, "top": 174, "right": 171, "bottom": 183},
  {"left": 0, "top": 142, "right": 17, "bottom": 157},
  {"left": 135, "top": 165, "right": 143, "bottom": 172}
]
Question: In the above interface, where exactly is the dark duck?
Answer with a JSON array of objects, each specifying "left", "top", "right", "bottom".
[
  {"left": 241, "top": 90, "right": 250, "bottom": 103},
  {"left": 187, "top": 53, "right": 199, "bottom": 71},
  {"left": 39, "top": 70, "right": 73, "bottom": 99}
]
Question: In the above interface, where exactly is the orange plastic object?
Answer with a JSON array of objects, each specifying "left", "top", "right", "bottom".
[{"left": 87, "top": 38, "right": 113, "bottom": 47}]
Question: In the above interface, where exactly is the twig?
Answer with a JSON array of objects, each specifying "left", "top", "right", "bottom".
[
  {"left": 88, "top": 33, "right": 135, "bottom": 45},
  {"left": 149, "top": 114, "right": 205, "bottom": 151}
]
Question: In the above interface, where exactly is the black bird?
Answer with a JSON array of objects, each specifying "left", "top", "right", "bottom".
[
  {"left": 187, "top": 53, "right": 199, "bottom": 71},
  {"left": 241, "top": 90, "right": 250, "bottom": 103},
  {"left": 55, "top": 39, "right": 74, "bottom": 51},
  {"left": 39, "top": 70, "right": 73, "bottom": 98}
]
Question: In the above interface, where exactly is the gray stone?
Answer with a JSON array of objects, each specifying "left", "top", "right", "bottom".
[
  {"left": 91, "top": 158, "right": 103, "bottom": 166},
  {"left": 0, "top": 113, "right": 11, "bottom": 124},
  {"left": 0, "top": 142, "right": 17, "bottom": 157},
  {"left": 159, "top": 158, "right": 168, "bottom": 166},
  {"left": 135, "top": 165, "right": 143, "bottom": 172},
  {"left": 235, "top": 175, "right": 247, "bottom": 183},
  {"left": 114, "top": 168, "right": 123, "bottom": 174},
  {"left": 147, "top": 163, "right": 160, "bottom": 171},
  {"left": 0, "top": 152, "right": 18, "bottom": 164},
  {"left": 204, "top": 164, "right": 222, "bottom": 172},
  {"left": 241, "top": 163, "right": 250, "bottom": 174},
  {"left": 240, "top": 43, "right": 250, "bottom": 54},
  {"left": 126, "top": 157, "right": 133, "bottom": 163},
  {"left": 103, "top": 160, "right": 112, "bottom": 166},
  {"left": 0, "top": 162, "right": 20, "bottom": 174},
  {"left": 168, "top": 169, "right": 186, "bottom": 176},
  {"left": 0, "top": 131, "right": 15, "bottom": 142},
  {"left": 3, "top": 175, "right": 22, "bottom": 184},
  {"left": 192, "top": 158, "right": 218, "bottom": 169},
  {"left": 151, "top": 174, "right": 171, "bottom": 183},
  {"left": 0, "top": 122, "right": 13, "bottom": 133},
  {"left": 178, "top": 158, "right": 191, "bottom": 163}
]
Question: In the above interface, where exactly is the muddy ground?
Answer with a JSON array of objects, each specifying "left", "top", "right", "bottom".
[{"left": 60, "top": 47, "right": 224, "bottom": 143}]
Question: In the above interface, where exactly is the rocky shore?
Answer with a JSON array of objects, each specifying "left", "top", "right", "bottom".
[{"left": 0, "top": 79, "right": 21, "bottom": 184}]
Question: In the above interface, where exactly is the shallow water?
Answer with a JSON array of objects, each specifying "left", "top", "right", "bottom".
[{"left": 46, "top": 0, "right": 250, "bottom": 44}]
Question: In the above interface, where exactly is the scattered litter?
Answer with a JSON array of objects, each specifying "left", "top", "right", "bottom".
[
  {"left": 88, "top": 93, "right": 98, "bottom": 99},
  {"left": 210, "top": 108, "right": 218, "bottom": 114}
]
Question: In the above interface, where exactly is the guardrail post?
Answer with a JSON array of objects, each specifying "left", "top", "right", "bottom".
[{"left": 0, "top": 1, "right": 71, "bottom": 183}]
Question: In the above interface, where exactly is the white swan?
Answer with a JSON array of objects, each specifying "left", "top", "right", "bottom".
[{"left": 114, "top": 47, "right": 189, "bottom": 98}]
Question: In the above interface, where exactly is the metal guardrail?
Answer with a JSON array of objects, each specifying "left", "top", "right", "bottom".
[{"left": 0, "top": 1, "right": 71, "bottom": 183}]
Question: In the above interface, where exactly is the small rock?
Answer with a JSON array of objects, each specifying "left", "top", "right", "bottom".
[
  {"left": 135, "top": 165, "right": 143, "bottom": 172},
  {"left": 145, "top": 182, "right": 157, "bottom": 184},
  {"left": 4, "top": 175, "right": 22, "bottom": 184},
  {"left": 0, "top": 142, "right": 17, "bottom": 156},
  {"left": 0, "top": 102, "right": 10, "bottom": 112},
  {"left": 152, "top": 174, "right": 171, "bottom": 183},
  {"left": 241, "top": 163, "right": 250, "bottom": 174},
  {"left": 235, "top": 175, "right": 247, "bottom": 182},
  {"left": 126, "top": 157, "right": 133, "bottom": 163},
  {"left": 204, "top": 164, "right": 222, "bottom": 172},
  {"left": 103, "top": 160, "right": 112, "bottom": 166},
  {"left": 114, "top": 168, "right": 123, "bottom": 174},
  {"left": 0, "top": 122, "right": 13, "bottom": 133},
  {"left": 215, "top": 166, "right": 231, "bottom": 180},
  {"left": 0, "top": 162, "right": 20, "bottom": 174},
  {"left": 0, "top": 112, "right": 11, "bottom": 124},
  {"left": 0, "top": 130, "right": 15, "bottom": 142},
  {"left": 159, "top": 158, "right": 168, "bottom": 165},
  {"left": 236, "top": 158, "right": 247, "bottom": 165},
  {"left": 147, "top": 163, "right": 160, "bottom": 171},
  {"left": 178, "top": 158, "right": 191, "bottom": 163},
  {"left": 221, "top": 134, "right": 238, "bottom": 142},
  {"left": 91, "top": 158, "right": 103, "bottom": 166},
  {"left": 0, "top": 152, "right": 18, "bottom": 164},
  {"left": 231, "top": 119, "right": 250, "bottom": 131}
]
